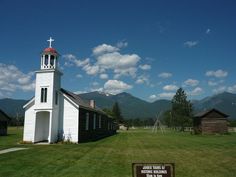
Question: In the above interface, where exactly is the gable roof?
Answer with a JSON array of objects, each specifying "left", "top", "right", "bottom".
[
  {"left": 194, "top": 108, "right": 228, "bottom": 118},
  {"left": 23, "top": 97, "right": 35, "bottom": 109},
  {"left": 0, "top": 109, "right": 11, "bottom": 121},
  {"left": 60, "top": 88, "right": 107, "bottom": 115}
]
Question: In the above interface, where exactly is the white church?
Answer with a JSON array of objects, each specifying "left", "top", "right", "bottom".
[{"left": 23, "top": 38, "right": 116, "bottom": 144}]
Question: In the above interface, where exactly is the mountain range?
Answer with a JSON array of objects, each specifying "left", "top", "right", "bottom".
[{"left": 0, "top": 92, "right": 235, "bottom": 119}]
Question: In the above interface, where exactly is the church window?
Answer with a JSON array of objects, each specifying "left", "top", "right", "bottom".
[
  {"left": 85, "top": 113, "right": 89, "bottom": 130},
  {"left": 93, "top": 114, "right": 96, "bottom": 130},
  {"left": 40, "top": 88, "right": 47, "bottom": 103},
  {"left": 55, "top": 91, "right": 58, "bottom": 105},
  {"left": 99, "top": 115, "right": 101, "bottom": 129}
]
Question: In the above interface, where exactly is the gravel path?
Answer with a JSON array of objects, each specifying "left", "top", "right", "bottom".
[{"left": 0, "top": 147, "right": 28, "bottom": 155}]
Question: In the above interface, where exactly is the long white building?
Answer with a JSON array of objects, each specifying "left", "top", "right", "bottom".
[{"left": 23, "top": 38, "right": 116, "bottom": 143}]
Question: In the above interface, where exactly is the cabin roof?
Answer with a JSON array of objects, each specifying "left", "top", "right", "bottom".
[{"left": 194, "top": 108, "right": 228, "bottom": 118}]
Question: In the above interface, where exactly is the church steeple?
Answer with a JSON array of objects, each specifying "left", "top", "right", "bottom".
[{"left": 41, "top": 37, "right": 59, "bottom": 70}]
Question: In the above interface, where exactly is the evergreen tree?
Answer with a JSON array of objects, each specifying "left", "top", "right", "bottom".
[
  {"left": 171, "top": 88, "right": 193, "bottom": 131},
  {"left": 112, "top": 102, "right": 123, "bottom": 123},
  {"left": 102, "top": 108, "right": 114, "bottom": 118}
]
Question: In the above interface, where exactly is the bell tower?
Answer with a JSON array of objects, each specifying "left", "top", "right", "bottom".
[
  {"left": 40, "top": 37, "right": 59, "bottom": 70},
  {"left": 33, "top": 37, "right": 62, "bottom": 143}
]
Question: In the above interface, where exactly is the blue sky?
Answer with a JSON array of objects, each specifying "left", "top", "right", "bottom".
[{"left": 0, "top": 0, "right": 236, "bottom": 101}]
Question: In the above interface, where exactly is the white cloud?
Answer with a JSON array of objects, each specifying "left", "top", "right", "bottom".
[
  {"left": 189, "top": 87, "right": 203, "bottom": 96},
  {"left": 158, "top": 72, "right": 172, "bottom": 78},
  {"left": 184, "top": 41, "right": 199, "bottom": 48},
  {"left": 93, "top": 44, "right": 119, "bottom": 55},
  {"left": 99, "top": 73, "right": 108, "bottom": 80},
  {"left": 158, "top": 92, "right": 175, "bottom": 99},
  {"left": 97, "top": 52, "right": 140, "bottom": 70},
  {"left": 91, "top": 82, "right": 99, "bottom": 86},
  {"left": 228, "top": 85, "right": 236, "bottom": 94},
  {"left": 113, "top": 67, "right": 138, "bottom": 79},
  {"left": 149, "top": 94, "right": 157, "bottom": 100},
  {"left": 104, "top": 80, "right": 132, "bottom": 94},
  {"left": 74, "top": 90, "right": 88, "bottom": 94},
  {"left": 97, "top": 51, "right": 140, "bottom": 78},
  {"left": 76, "top": 74, "right": 83, "bottom": 78},
  {"left": 184, "top": 79, "right": 199, "bottom": 87},
  {"left": 116, "top": 41, "right": 128, "bottom": 48},
  {"left": 213, "top": 86, "right": 226, "bottom": 94},
  {"left": 82, "top": 64, "right": 100, "bottom": 75},
  {"left": 64, "top": 43, "right": 142, "bottom": 79},
  {"left": 135, "top": 75, "right": 149, "bottom": 85},
  {"left": 90, "top": 87, "right": 104, "bottom": 92},
  {"left": 206, "top": 28, "right": 211, "bottom": 34},
  {"left": 139, "top": 64, "right": 151, "bottom": 70},
  {"left": 0, "top": 63, "right": 35, "bottom": 97},
  {"left": 20, "top": 83, "right": 35, "bottom": 92},
  {"left": 63, "top": 54, "right": 90, "bottom": 67},
  {"left": 208, "top": 80, "right": 218, "bottom": 86},
  {"left": 163, "top": 84, "right": 178, "bottom": 91},
  {"left": 206, "top": 69, "right": 228, "bottom": 78},
  {"left": 208, "top": 80, "right": 224, "bottom": 86}
]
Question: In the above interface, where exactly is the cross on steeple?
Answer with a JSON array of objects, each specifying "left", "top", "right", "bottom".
[{"left": 47, "top": 37, "right": 54, "bottom": 48}]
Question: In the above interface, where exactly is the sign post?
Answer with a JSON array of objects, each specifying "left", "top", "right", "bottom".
[{"left": 132, "top": 163, "right": 175, "bottom": 177}]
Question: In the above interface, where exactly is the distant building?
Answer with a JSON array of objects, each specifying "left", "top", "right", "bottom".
[
  {"left": 23, "top": 38, "right": 116, "bottom": 143},
  {"left": 193, "top": 108, "right": 228, "bottom": 134},
  {"left": 119, "top": 124, "right": 128, "bottom": 130},
  {"left": 0, "top": 109, "right": 10, "bottom": 136}
]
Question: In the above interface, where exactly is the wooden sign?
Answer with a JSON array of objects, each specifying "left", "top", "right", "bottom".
[{"left": 132, "top": 163, "right": 175, "bottom": 177}]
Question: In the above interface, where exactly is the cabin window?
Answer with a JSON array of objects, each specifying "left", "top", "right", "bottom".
[
  {"left": 55, "top": 91, "right": 58, "bottom": 105},
  {"left": 85, "top": 113, "right": 89, "bottom": 130},
  {"left": 40, "top": 88, "right": 47, "bottom": 103},
  {"left": 99, "top": 115, "right": 102, "bottom": 129},
  {"left": 93, "top": 114, "right": 96, "bottom": 130}
]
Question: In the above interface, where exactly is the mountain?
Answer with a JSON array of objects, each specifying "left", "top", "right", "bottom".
[
  {"left": 193, "top": 92, "right": 236, "bottom": 119},
  {"left": 0, "top": 91, "right": 235, "bottom": 119},
  {"left": 80, "top": 91, "right": 236, "bottom": 119},
  {"left": 79, "top": 91, "right": 162, "bottom": 118},
  {"left": 0, "top": 98, "right": 28, "bottom": 118}
]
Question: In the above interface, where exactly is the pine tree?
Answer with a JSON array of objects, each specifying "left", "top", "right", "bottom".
[
  {"left": 171, "top": 88, "right": 193, "bottom": 131},
  {"left": 112, "top": 102, "right": 123, "bottom": 123}
]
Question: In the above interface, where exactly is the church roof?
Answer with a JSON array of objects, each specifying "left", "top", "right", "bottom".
[
  {"left": 60, "top": 88, "right": 106, "bottom": 115},
  {"left": 43, "top": 47, "right": 58, "bottom": 54}
]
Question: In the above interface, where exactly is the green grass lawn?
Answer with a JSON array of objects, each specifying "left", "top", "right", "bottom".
[{"left": 0, "top": 127, "right": 236, "bottom": 177}]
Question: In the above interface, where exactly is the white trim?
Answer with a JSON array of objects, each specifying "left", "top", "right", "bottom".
[
  {"left": 59, "top": 91, "right": 79, "bottom": 109},
  {"left": 23, "top": 97, "right": 35, "bottom": 109}
]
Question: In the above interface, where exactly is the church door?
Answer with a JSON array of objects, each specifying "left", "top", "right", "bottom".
[{"left": 35, "top": 111, "right": 50, "bottom": 142}]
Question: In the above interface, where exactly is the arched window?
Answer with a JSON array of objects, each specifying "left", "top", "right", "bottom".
[{"left": 40, "top": 88, "right": 48, "bottom": 103}]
